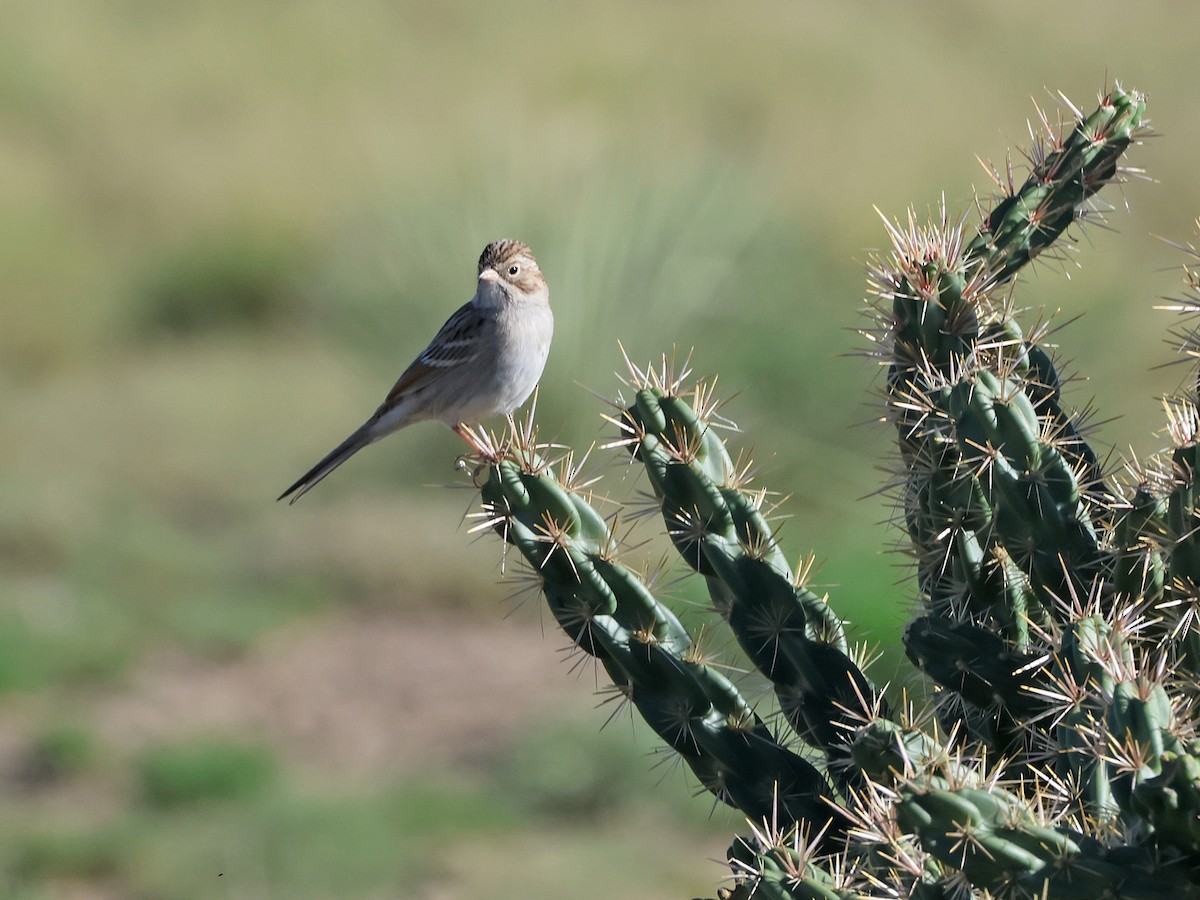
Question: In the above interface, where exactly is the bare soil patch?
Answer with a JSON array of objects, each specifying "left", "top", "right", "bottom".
[{"left": 89, "top": 609, "right": 588, "bottom": 779}]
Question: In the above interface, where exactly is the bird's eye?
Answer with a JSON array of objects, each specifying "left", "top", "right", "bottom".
[{"left": 508, "top": 264, "right": 520, "bottom": 277}]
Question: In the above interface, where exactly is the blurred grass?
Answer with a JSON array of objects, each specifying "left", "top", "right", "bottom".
[
  {"left": 2, "top": 717, "right": 733, "bottom": 898},
  {"left": 2, "top": 0, "right": 1200, "bottom": 896},
  {"left": 135, "top": 739, "right": 278, "bottom": 808}
]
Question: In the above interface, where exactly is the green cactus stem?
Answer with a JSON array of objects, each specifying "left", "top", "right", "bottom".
[
  {"left": 612, "top": 370, "right": 885, "bottom": 773},
  {"left": 473, "top": 440, "right": 842, "bottom": 833}
]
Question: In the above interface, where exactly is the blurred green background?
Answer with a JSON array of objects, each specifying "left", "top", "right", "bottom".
[{"left": 2, "top": 1, "right": 1199, "bottom": 897}]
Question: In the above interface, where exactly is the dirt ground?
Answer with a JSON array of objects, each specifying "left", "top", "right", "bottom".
[
  {"left": 88, "top": 610, "right": 589, "bottom": 780},
  {"left": 0, "top": 609, "right": 594, "bottom": 797}
]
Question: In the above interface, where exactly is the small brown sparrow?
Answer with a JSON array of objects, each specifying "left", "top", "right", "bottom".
[{"left": 279, "top": 240, "right": 552, "bottom": 503}]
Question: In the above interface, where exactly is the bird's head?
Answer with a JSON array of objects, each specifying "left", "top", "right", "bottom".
[{"left": 476, "top": 240, "right": 548, "bottom": 308}]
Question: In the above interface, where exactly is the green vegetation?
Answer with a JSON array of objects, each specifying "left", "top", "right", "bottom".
[
  {"left": 135, "top": 739, "right": 278, "bottom": 808},
  {"left": 3, "top": 0, "right": 1200, "bottom": 896},
  {"left": 0, "top": 721, "right": 726, "bottom": 899}
]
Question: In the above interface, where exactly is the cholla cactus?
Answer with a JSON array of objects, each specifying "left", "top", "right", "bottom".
[{"left": 459, "top": 84, "right": 1200, "bottom": 897}]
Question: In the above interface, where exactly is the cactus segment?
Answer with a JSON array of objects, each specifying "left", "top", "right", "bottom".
[
  {"left": 964, "top": 85, "right": 1146, "bottom": 284},
  {"left": 479, "top": 454, "right": 840, "bottom": 830},
  {"left": 619, "top": 383, "right": 886, "bottom": 766},
  {"left": 903, "top": 615, "right": 1042, "bottom": 718},
  {"left": 874, "top": 85, "right": 1148, "bottom": 647},
  {"left": 943, "top": 366, "right": 1103, "bottom": 607}
]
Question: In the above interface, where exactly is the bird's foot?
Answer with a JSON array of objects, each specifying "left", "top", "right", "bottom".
[{"left": 453, "top": 423, "right": 505, "bottom": 461}]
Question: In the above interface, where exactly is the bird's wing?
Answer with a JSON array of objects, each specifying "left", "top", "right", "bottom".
[{"left": 383, "top": 300, "right": 489, "bottom": 405}]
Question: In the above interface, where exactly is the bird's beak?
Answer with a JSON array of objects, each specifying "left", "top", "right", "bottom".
[{"left": 478, "top": 268, "right": 499, "bottom": 284}]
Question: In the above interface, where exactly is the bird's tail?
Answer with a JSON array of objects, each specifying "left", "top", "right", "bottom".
[{"left": 278, "top": 421, "right": 377, "bottom": 504}]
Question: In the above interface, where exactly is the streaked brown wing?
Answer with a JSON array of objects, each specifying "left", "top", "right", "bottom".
[{"left": 383, "top": 301, "right": 487, "bottom": 405}]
